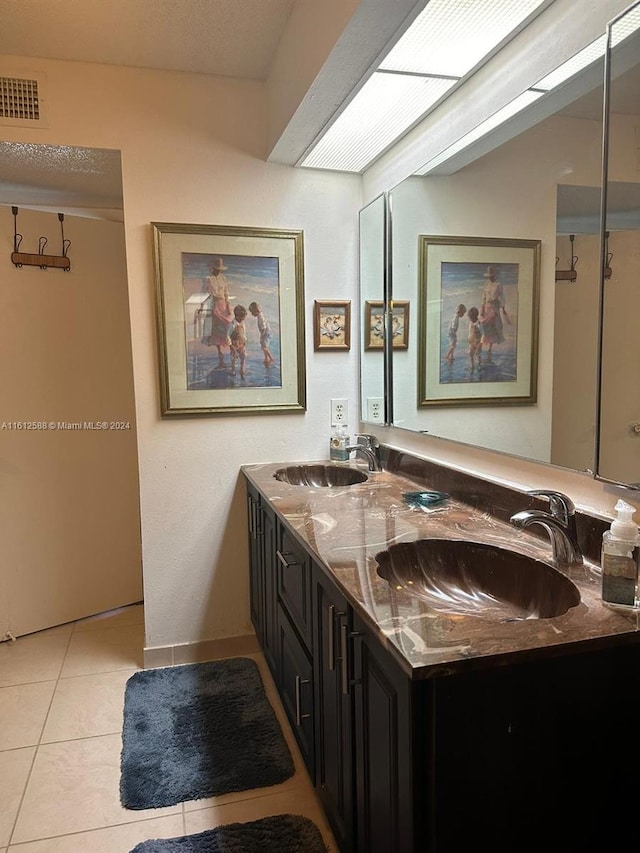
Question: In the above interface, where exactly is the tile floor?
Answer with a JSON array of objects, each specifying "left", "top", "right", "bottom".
[{"left": 0, "top": 605, "right": 338, "bottom": 852}]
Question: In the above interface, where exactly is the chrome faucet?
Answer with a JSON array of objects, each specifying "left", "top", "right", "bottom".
[
  {"left": 345, "top": 433, "right": 381, "bottom": 471},
  {"left": 510, "top": 490, "right": 583, "bottom": 568}
]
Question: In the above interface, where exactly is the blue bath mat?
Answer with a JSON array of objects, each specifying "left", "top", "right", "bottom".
[
  {"left": 120, "top": 657, "right": 294, "bottom": 809},
  {"left": 129, "top": 813, "right": 327, "bottom": 852}
]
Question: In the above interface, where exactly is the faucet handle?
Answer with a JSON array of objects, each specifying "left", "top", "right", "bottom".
[
  {"left": 527, "top": 490, "right": 575, "bottom": 525},
  {"left": 355, "top": 433, "right": 380, "bottom": 449}
]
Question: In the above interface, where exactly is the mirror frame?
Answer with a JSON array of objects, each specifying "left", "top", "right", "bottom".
[
  {"left": 594, "top": 0, "right": 640, "bottom": 490},
  {"left": 359, "top": 192, "right": 391, "bottom": 426}
]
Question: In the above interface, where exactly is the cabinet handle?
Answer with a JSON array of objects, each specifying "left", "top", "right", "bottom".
[
  {"left": 329, "top": 607, "right": 346, "bottom": 673},
  {"left": 249, "top": 499, "right": 263, "bottom": 538},
  {"left": 341, "top": 622, "right": 349, "bottom": 695},
  {"left": 340, "top": 626, "right": 361, "bottom": 695},
  {"left": 328, "top": 604, "right": 336, "bottom": 670},
  {"left": 248, "top": 497, "right": 255, "bottom": 538},
  {"left": 276, "top": 549, "right": 297, "bottom": 568},
  {"left": 295, "top": 675, "right": 311, "bottom": 726}
]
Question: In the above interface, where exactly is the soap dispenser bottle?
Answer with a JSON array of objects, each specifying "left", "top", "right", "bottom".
[
  {"left": 329, "top": 424, "right": 350, "bottom": 462},
  {"left": 601, "top": 499, "right": 640, "bottom": 608}
]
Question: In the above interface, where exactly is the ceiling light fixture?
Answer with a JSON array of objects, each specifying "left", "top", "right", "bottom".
[
  {"left": 415, "top": 89, "right": 543, "bottom": 175},
  {"left": 416, "top": 3, "right": 640, "bottom": 177},
  {"left": 299, "top": 0, "right": 549, "bottom": 173}
]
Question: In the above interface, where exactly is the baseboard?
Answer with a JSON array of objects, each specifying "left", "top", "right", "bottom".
[{"left": 143, "top": 632, "right": 261, "bottom": 669}]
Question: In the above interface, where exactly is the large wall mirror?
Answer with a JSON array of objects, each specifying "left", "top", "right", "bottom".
[
  {"left": 360, "top": 4, "right": 640, "bottom": 490},
  {"left": 597, "top": 0, "right": 640, "bottom": 488}
]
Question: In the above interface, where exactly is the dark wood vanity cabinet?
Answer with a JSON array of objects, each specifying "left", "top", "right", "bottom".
[
  {"left": 312, "top": 564, "right": 355, "bottom": 852},
  {"left": 246, "top": 477, "right": 640, "bottom": 852},
  {"left": 246, "top": 482, "right": 277, "bottom": 674},
  {"left": 311, "top": 565, "right": 418, "bottom": 853},
  {"left": 274, "top": 526, "right": 315, "bottom": 777},
  {"left": 428, "top": 645, "right": 640, "bottom": 851},
  {"left": 275, "top": 601, "right": 315, "bottom": 777},
  {"left": 276, "top": 525, "right": 313, "bottom": 650},
  {"left": 351, "top": 613, "right": 419, "bottom": 853},
  {"left": 247, "top": 483, "right": 422, "bottom": 853}
]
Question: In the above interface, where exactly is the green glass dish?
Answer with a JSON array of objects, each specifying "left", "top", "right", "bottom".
[{"left": 402, "top": 490, "right": 449, "bottom": 508}]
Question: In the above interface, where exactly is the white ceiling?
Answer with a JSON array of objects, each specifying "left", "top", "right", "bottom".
[
  {"left": 0, "top": 0, "right": 297, "bottom": 80},
  {"left": 0, "top": 0, "right": 298, "bottom": 215},
  {"left": 1, "top": 1, "right": 638, "bottom": 218}
]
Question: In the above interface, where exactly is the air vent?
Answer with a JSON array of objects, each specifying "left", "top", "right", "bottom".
[{"left": 0, "top": 72, "right": 48, "bottom": 127}]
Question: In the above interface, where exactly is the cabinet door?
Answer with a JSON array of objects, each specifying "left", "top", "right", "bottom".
[
  {"left": 352, "top": 614, "right": 415, "bottom": 853},
  {"left": 246, "top": 484, "right": 277, "bottom": 678},
  {"left": 275, "top": 602, "right": 314, "bottom": 778},
  {"left": 247, "top": 485, "right": 264, "bottom": 639},
  {"left": 276, "top": 525, "right": 312, "bottom": 651},
  {"left": 312, "top": 563, "right": 354, "bottom": 853},
  {"left": 261, "top": 502, "right": 277, "bottom": 677}
]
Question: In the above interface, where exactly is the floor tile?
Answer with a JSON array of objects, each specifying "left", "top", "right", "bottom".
[
  {"left": 0, "top": 747, "right": 36, "bottom": 847},
  {"left": 184, "top": 786, "right": 339, "bottom": 852},
  {"left": 6, "top": 815, "right": 185, "bottom": 852},
  {"left": 11, "top": 734, "right": 180, "bottom": 844},
  {"left": 41, "top": 669, "right": 136, "bottom": 743},
  {"left": 60, "top": 624, "right": 144, "bottom": 678},
  {"left": 73, "top": 604, "right": 144, "bottom": 633},
  {"left": 0, "top": 629, "right": 71, "bottom": 688},
  {"left": 0, "top": 682, "right": 56, "bottom": 750}
]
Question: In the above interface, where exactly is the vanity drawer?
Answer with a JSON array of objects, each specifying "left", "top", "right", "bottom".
[
  {"left": 275, "top": 602, "right": 315, "bottom": 779},
  {"left": 276, "top": 524, "right": 312, "bottom": 651}
]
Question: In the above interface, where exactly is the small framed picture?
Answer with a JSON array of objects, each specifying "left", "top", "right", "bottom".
[
  {"left": 364, "top": 300, "right": 410, "bottom": 350},
  {"left": 314, "top": 300, "right": 351, "bottom": 351}
]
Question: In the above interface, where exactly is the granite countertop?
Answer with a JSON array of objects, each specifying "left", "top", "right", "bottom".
[{"left": 242, "top": 461, "right": 640, "bottom": 679}]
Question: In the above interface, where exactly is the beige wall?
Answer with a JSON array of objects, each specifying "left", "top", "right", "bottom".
[
  {"left": 551, "top": 232, "right": 600, "bottom": 472},
  {"left": 599, "top": 230, "right": 640, "bottom": 486},
  {"left": 0, "top": 206, "right": 142, "bottom": 636},
  {"left": 0, "top": 54, "right": 362, "bottom": 650}
]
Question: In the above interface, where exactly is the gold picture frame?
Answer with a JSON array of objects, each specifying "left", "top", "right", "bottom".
[
  {"left": 364, "top": 300, "right": 409, "bottom": 350},
  {"left": 418, "top": 235, "right": 540, "bottom": 407},
  {"left": 313, "top": 300, "right": 351, "bottom": 351},
  {"left": 152, "top": 222, "right": 306, "bottom": 416}
]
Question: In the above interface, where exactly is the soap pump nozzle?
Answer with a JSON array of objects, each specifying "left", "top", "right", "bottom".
[{"left": 610, "top": 499, "right": 640, "bottom": 542}]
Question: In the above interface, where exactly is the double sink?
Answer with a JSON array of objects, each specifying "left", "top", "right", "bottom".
[{"left": 273, "top": 464, "right": 582, "bottom": 623}]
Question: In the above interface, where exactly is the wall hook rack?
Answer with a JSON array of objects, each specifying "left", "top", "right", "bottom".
[
  {"left": 10, "top": 206, "right": 71, "bottom": 271},
  {"left": 604, "top": 231, "right": 613, "bottom": 280},
  {"left": 555, "top": 234, "right": 578, "bottom": 282}
]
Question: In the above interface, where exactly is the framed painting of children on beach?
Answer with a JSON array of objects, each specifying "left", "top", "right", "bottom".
[
  {"left": 364, "top": 300, "right": 410, "bottom": 350},
  {"left": 417, "top": 236, "right": 540, "bottom": 407},
  {"left": 313, "top": 300, "right": 351, "bottom": 350},
  {"left": 152, "top": 222, "right": 306, "bottom": 416}
]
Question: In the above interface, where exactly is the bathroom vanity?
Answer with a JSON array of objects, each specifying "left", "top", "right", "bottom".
[{"left": 243, "top": 455, "right": 640, "bottom": 853}]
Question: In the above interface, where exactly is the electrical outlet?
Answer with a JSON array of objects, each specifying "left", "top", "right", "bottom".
[
  {"left": 367, "top": 397, "right": 384, "bottom": 423},
  {"left": 330, "top": 398, "right": 348, "bottom": 426}
]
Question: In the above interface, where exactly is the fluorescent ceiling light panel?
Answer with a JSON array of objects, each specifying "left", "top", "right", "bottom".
[
  {"left": 301, "top": 0, "right": 549, "bottom": 172},
  {"left": 534, "top": 35, "right": 607, "bottom": 91},
  {"left": 380, "top": 0, "right": 547, "bottom": 78},
  {"left": 300, "top": 73, "right": 455, "bottom": 173},
  {"left": 611, "top": 6, "right": 640, "bottom": 44},
  {"left": 416, "top": 89, "right": 543, "bottom": 174},
  {"left": 531, "top": 6, "right": 640, "bottom": 93}
]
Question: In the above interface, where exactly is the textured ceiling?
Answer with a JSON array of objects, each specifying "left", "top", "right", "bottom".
[
  {"left": 0, "top": 142, "right": 124, "bottom": 215},
  {"left": 0, "top": 0, "right": 296, "bottom": 79},
  {"left": 0, "top": 0, "right": 297, "bottom": 215}
]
